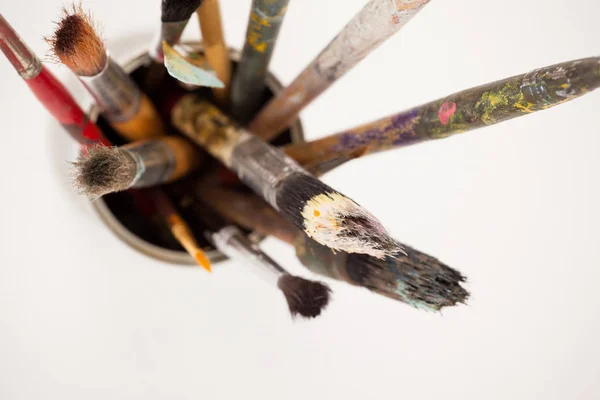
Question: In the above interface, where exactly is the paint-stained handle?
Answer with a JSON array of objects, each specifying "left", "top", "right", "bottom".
[
  {"left": 248, "top": 0, "right": 431, "bottom": 141},
  {"left": 284, "top": 56, "right": 600, "bottom": 175},
  {"left": 231, "top": 0, "right": 290, "bottom": 123}
]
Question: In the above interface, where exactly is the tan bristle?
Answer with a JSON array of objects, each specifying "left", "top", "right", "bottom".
[{"left": 46, "top": 3, "right": 106, "bottom": 76}]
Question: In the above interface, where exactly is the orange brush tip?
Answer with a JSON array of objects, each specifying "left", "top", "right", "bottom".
[{"left": 195, "top": 250, "right": 212, "bottom": 272}]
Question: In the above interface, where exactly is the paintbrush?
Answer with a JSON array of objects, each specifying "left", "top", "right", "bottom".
[
  {"left": 149, "top": 188, "right": 212, "bottom": 272},
  {"left": 0, "top": 13, "right": 110, "bottom": 146},
  {"left": 208, "top": 225, "right": 330, "bottom": 318},
  {"left": 144, "top": 0, "right": 204, "bottom": 91},
  {"left": 72, "top": 136, "right": 201, "bottom": 198},
  {"left": 196, "top": 0, "right": 231, "bottom": 105},
  {"left": 248, "top": 0, "right": 431, "bottom": 141},
  {"left": 284, "top": 56, "right": 600, "bottom": 176},
  {"left": 45, "top": 5, "right": 210, "bottom": 270},
  {"left": 230, "top": 0, "right": 290, "bottom": 124},
  {"left": 47, "top": 4, "right": 167, "bottom": 142},
  {"left": 197, "top": 181, "right": 468, "bottom": 311},
  {"left": 172, "top": 95, "right": 405, "bottom": 259}
]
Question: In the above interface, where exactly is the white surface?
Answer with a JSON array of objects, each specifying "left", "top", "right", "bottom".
[{"left": 1, "top": 0, "right": 599, "bottom": 399}]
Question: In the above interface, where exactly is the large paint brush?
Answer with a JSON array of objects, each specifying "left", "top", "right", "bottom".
[
  {"left": 144, "top": 0, "right": 204, "bottom": 91},
  {"left": 248, "top": 0, "right": 431, "bottom": 141},
  {"left": 197, "top": 183, "right": 468, "bottom": 311},
  {"left": 47, "top": 4, "right": 167, "bottom": 141},
  {"left": 208, "top": 225, "right": 330, "bottom": 318},
  {"left": 196, "top": 0, "right": 231, "bottom": 105},
  {"left": 0, "top": 13, "right": 110, "bottom": 146},
  {"left": 172, "top": 95, "right": 405, "bottom": 259},
  {"left": 72, "top": 136, "right": 201, "bottom": 198},
  {"left": 230, "top": 0, "right": 290, "bottom": 124},
  {"left": 284, "top": 56, "right": 600, "bottom": 176}
]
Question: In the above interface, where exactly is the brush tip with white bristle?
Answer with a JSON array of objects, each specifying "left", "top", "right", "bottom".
[
  {"left": 72, "top": 145, "right": 136, "bottom": 198},
  {"left": 276, "top": 173, "right": 403, "bottom": 259},
  {"left": 46, "top": 3, "right": 106, "bottom": 76},
  {"left": 277, "top": 274, "right": 331, "bottom": 319}
]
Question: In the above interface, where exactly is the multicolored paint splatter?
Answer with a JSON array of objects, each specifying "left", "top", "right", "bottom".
[
  {"left": 284, "top": 57, "right": 600, "bottom": 175},
  {"left": 248, "top": 0, "right": 432, "bottom": 141},
  {"left": 163, "top": 41, "right": 224, "bottom": 88},
  {"left": 231, "top": 0, "right": 290, "bottom": 124}
]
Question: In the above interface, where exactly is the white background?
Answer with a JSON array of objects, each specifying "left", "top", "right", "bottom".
[{"left": 1, "top": 0, "right": 599, "bottom": 399}]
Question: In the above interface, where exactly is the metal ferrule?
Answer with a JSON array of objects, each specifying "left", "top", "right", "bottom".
[
  {"left": 230, "top": 134, "right": 306, "bottom": 209},
  {"left": 0, "top": 14, "right": 42, "bottom": 79},
  {"left": 149, "top": 20, "right": 189, "bottom": 62},
  {"left": 211, "top": 226, "right": 284, "bottom": 286},
  {"left": 80, "top": 57, "right": 141, "bottom": 123},
  {"left": 125, "top": 140, "right": 177, "bottom": 188}
]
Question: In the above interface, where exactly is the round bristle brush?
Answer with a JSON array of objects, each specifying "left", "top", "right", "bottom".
[
  {"left": 72, "top": 136, "right": 201, "bottom": 198},
  {"left": 208, "top": 226, "right": 331, "bottom": 319},
  {"left": 46, "top": 4, "right": 167, "bottom": 141}
]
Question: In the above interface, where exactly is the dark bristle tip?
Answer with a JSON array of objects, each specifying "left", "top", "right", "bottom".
[
  {"left": 347, "top": 246, "right": 470, "bottom": 310},
  {"left": 52, "top": 14, "right": 85, "bottom": 55},
  {"left": 277, "top": 275, "right": 331, "bottom": 319},
  {"left": 161, "top": 0, "right": 203, "bottom": 22},
  {"left": 276, "top": 173, "right": 336, "bottom": 230}
]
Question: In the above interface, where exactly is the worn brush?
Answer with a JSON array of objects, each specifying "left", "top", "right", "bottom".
[
  {"left": 284, "top": 56, "right": 600, "bottom": 176},
  {"left": 72, "top": 136, "right": 201, "bottom": 198},
  {"left": 144, "top": 0, "right": 203, "bottom": 91},
  {"left": 0, "top": 13, "right": 110, "bottom": 146},
  {"left": 46, "top": 4, "right": 167, "bottom": 141},
  {"left": 196, "top": 181, "right": 468, "bottom": 311},
  {"left": 172, "top": 95, "right": 404, "bottom": 259},
  {"left": 230, "top": 0, "right": 290, "bottom": 123},
  {"left": 208, "top": 225, "right": 330, "bottom": 318},
  {"left": 248, "top": 0, "right": 431, "bottom": 141},
  {"left": 196, "top": 0, "right": 231, "bottom": 105}
]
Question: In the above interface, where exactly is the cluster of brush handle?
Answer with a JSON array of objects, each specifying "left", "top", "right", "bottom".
[{"left": 2, "top": 0, "right": 598, "bottom": 319}]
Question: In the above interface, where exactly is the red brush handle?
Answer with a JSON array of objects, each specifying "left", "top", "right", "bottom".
[{"left": 25, "top": 66, "right": 111, "bottom": 146}]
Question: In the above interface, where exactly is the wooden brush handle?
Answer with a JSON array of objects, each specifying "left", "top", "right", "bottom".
[
  {"left": 198, "top": 182, "right": 298, "bottom": 245},
  {"left": 197, "top": 0, "right": 231, "bottom": 105},
  {"left": 112, "top": 94, "right": 167, "bottom": 141}
]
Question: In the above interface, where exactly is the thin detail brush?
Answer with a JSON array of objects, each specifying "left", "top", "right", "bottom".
[
  {"left": 149, "top": 188, "right": 212, "bottom": 272},
  {"left": 196, "top": 0, "right": 231, "bottom": 105},
  {"left": 208, "top": 225, "right": 330, "bottom": 318},
  {"left": 196, "top": 185, "right": 468, "bottom": 311},
  {"left": 0, "top": 13, "right": 110, "bottom": 146},
  {"left": 284, "top": 56, "right": 600, "bottom": 175},
  {"left": 144, "top": 0, "right": 203, "bottom": 91},
  {"left": 47, "top": 4, "right": 167, "bottom": 141},
  {"left": 72, "top": 136, "right": 201, "bottom": 198},
  {"left": 230, "top": 0, "right": 290, "bottom": 123},
  {"left": 248, "top": 0, "right": 431, "bottom": 141},
  {"left": 172, "top": 95, "right": 404, "bottom": 259}
]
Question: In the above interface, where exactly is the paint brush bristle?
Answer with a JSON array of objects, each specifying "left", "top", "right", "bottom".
[
  {"left": 297, "top": 237, "right": 468, "bottom": 311},
  {"left": 277, "top": 173, "right": 403, "bottom": 259},
  {"left": 161, "top": 0, "right": 203, "bottom": 22},
  {"left": 46, "top": 4, "right": 106, "bottom": 76},
  {"left": 346, "top": 248, "right": 468, "bottom": 311},
  {"left": 277, "top": 274, "right": 331, "bottom": 318},
  {"left": 72, "top": 145, "right": 136, "bottom": 198}
]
